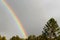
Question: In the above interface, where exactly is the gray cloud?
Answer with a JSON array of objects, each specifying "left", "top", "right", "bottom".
[{"left": 0, "top": 0, "right": 60, "bottom": 39}]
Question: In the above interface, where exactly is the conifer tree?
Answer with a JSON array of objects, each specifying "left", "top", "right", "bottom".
[{"left": 42, "top": 18, "right": 60, "bottom": 39}]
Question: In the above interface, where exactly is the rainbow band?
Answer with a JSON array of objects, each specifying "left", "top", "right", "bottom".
[{"left": 2, "top": 0, "right": 27, "bottom": 38}]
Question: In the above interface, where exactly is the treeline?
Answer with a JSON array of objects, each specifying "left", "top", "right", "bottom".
[
  {"left": 0, "top": 34, "right": 60, "bottom": 40},
  {"left": 1, "top": 18, "right": 60, "bottom": 40}
]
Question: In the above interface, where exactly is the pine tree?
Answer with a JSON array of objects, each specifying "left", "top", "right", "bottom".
[{"left": 42, "top": 18, "right": 60, "bottom": 39}]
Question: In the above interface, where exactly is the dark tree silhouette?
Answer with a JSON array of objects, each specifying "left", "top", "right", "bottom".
[
  {"left": 0, "top": 18, "right": 60, "bottom": 40},
  {"left": 42, "top": 18, "right": 60, "bottom": 39},
  {"left": 28, "top": 35, "right": 36, "bottom": 40},
  {"left": 2, "top": 36, "right": 6, "bottom": 40}
]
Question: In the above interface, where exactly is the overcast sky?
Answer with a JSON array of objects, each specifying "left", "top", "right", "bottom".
[{"left": 0, "top": 0, "right": 60, "bottom": 39}]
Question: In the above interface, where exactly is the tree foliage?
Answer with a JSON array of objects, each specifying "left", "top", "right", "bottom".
[
  {"left": 0, "top": 35, "right": 6, "bottom": 40},
  {"left": 1, "top": 18, "right": 60, "bottom": 40},
  {"left": 42, "top": 18, "right": 60, "bottom": 38}
]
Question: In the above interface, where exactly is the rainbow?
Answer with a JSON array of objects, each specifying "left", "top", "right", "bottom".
[{"left": 2, "top": 0, "right": 27, "bottom": 38}]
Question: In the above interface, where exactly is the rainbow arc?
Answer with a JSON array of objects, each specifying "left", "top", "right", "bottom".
[{"left": 2, "top": 0, "right": 27, "bottom": 38}]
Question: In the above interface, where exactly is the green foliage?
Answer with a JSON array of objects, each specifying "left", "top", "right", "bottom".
[
  {"left": 10, "top": 35, "right": 24, "bottom": 40},
  {"left": 42, "top": 18, "right": 60, "bottom": 39},
  {"left": 0, "top": 35, "right": 6, "bottom": 40},
  {"left": 28, "top": 35, "right": 36, "bottom": 40},
  {"left": 2, "top": 36, "right": 6, "bottom": 40},
  {"left": 0, "top": 18, "right": 60, "bottom": 40}
]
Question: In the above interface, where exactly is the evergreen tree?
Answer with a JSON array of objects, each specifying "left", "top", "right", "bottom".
[{"left": 42, "top": 18, "right": 60, "bottom": 39}]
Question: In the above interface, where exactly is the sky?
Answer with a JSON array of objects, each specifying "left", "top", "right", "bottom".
[{"left": 0, "top": 0, "right": 60, "bottom": 39}]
